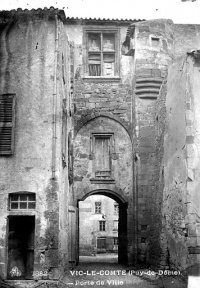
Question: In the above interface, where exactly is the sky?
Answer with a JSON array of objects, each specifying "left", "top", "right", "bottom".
[{"left": 0, "top": 0, "right": 200, "bottom": 24}]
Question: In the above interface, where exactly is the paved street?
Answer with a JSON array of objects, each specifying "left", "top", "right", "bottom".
[{"left": 61, "top": 254, "right": 187, "bottom": 288}]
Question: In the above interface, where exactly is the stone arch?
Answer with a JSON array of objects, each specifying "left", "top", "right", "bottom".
[
  {"left": 77, "top": 188, "right": 128, "bottom": 205},
  {"left": 74, "top": 112, "right": 132, "bottom": 141}
]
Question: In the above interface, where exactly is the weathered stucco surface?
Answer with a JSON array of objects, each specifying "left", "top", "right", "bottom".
[{"left": 0, "top": 10, "right": 72, "bottom": 281}]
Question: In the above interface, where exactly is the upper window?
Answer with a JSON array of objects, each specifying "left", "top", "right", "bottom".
[
  {"left": 95, "top": 202, "right": 102, "bottom": 214},
  {"left": 84, "top": 27, "right": 120, "bottom": 77},
  {"left": 0, "top": 94, "right": 15, "bottom": 155}
]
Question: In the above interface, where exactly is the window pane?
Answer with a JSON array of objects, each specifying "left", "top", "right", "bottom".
[
  {"left": 103, "top": 34, "right": 115, "bottom": 51},
  {"left": 28, "top": 194, "right": 35, "bottom": 201},
  {"left": 28, "top": 202, "right": 36, "bottom": 209},
  {"left": 88, "top": 33, "right": 101, "bottom": 51},
  {"left": 95, "top": 202, "right": 101, "bottom": 213},
  {"left": 88, "top": 53, "right": 101, "bottom": 76},
  {"left": 11, "top": 202, "right": 18, "bottom": 209},
  {"left": 20, "top": 202, "right": 27, "bottom": 209},
  {"left": 89, "top": 64, "right": 101, "bottom": 76},
  {"left": 103, "top": 54, "right": 115, "bottom": 76},
  {"left": 10, "top": 195, "right": 18, "bottom": 201},
  {"left": 20, "top": 195, "right": 28, "bottom": 201}
]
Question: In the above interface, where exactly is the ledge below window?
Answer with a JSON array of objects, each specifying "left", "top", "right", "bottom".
[
  {"left": 82, "top": 76, "right": 121, "bottom": 83},
  {"left": 90, "top": 178, "right": 115, "bottom": 184}
]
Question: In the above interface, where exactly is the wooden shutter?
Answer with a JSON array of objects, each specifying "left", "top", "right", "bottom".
[{"left": 0, "top": 94, "right": 15, "bottom": 155}]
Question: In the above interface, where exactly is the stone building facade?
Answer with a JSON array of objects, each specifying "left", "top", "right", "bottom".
[
  {"left": 0, "top": 6, "right": 200, "bottom": 287},
  {"left": 79, "top": 195, "right": 119, "bottom": 256}
]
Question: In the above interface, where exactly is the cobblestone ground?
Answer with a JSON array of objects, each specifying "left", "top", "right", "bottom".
[{"left": 61, "top": 254, "right": 187, "bottom": 288}]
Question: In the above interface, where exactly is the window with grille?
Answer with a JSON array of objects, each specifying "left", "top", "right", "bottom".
[
  {"left": 84, "top": 27, "right": 119, "bottom": 77},
  {"left": 95, "top": 202, "right": 102, "bottom": 214},
  {"left": 99, "top": 221, "right": 106, "bottom": 231},
  {"left": 9, "top": 193, "right": 36, "bottom": 210},
  {"left": 0, "top": 94, "right": 15, "bottom": 155}
]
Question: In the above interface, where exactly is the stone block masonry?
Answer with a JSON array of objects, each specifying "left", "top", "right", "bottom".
[{"left": 74, "top": 81, "right": 133, "bottom": 130}]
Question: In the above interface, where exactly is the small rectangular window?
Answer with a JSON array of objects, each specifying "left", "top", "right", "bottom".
[
  {"left": 113, "top": 237, "right": 118, "bottom": 246},
  {"left": 0, "top": 94, "right": 16, "bottom": 155},
  {"left": 9, "top": 194, "right": 36, "bottom": 210},
  {"left": 95, "top": 202, "right": 102, "bottom": 214},
  {"left": 113, "top": 220, "right": 118, "bottom": 231},
  {"left": 114, "top": 203, "right": 119, "bottom": 215},
  {"left": 99, "top": 221, "right": 106, "bottom": 231},
  {"left": 151, "top": 37, "right": 160, "bottom": 47}
]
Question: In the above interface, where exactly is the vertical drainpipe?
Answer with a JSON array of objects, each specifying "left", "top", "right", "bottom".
[{"left": 52, "top": 14, "right": 59, "bottom": 180}]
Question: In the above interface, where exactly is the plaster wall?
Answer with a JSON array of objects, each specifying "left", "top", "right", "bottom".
[
  {"left": 0, "top": 11, "right": 71, "bottom": 280},
  {"left": 174, "top": 24, "right": 200, "bottom": 58}
]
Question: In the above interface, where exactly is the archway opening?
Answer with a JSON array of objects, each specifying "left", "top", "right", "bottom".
[{"left": 78, "top": 191, "right": 127, "bottom": 265}]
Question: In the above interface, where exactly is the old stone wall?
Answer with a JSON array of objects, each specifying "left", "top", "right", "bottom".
[
  {"left": 162, "top": 58, "right": 188, "bottom": 270},
  {"left": 65, "top": 21, "right": 136, "bottom": 265},
  {"left": 132, "top": 19, "right": 174, "bottom": 265},
  {"left": 184, "top": 55, "right": 200, "bottom": 272},
  {"left": 65, "top": 22, "right": 134, "bottom": 131}
]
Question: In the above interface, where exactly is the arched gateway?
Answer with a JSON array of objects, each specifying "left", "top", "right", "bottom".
[
  {"left": 72, "top": 116, "right": 135, "bottom": 266},
  {"left": 78, "top": 189, "right": 128, "bottom": 264}
]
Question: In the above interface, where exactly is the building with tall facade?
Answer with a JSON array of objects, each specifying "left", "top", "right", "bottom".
[{"left": 0, "top": 6, "right": 200, "bottom": 287}]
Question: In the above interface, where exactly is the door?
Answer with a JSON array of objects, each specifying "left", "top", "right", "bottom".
[
  {"left": 7, "top": 216, "right": 35, "bottom": 280},
  {"left": 97, "top": 237, "right": 106, "bottom": 253}
]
